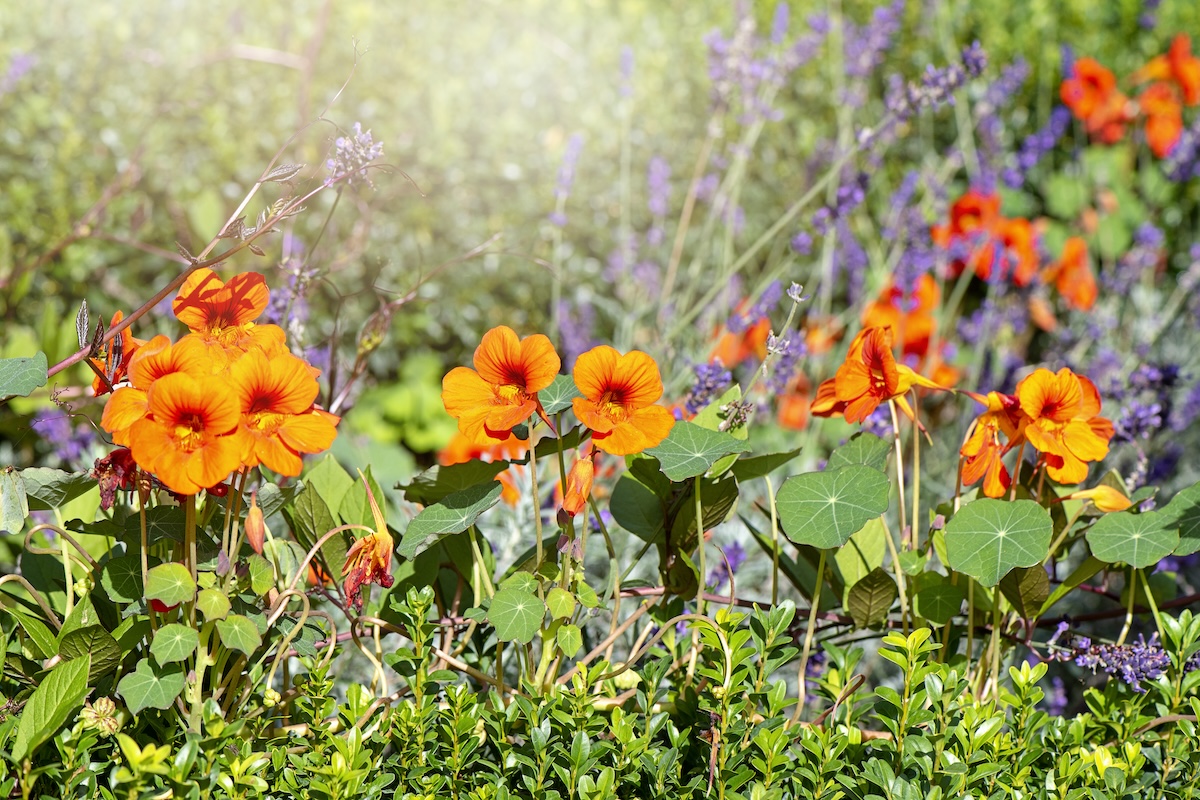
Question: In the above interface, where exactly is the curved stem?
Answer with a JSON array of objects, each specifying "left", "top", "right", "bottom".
[
  {"left": 0, "top": 575, "right": 63, "bottom": 630},
  {"left": 792, "top": 548, "right": 827, "bottom": 725}
]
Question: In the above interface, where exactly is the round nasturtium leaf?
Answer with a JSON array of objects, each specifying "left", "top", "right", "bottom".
[
  {"left": 943, "top": 499, "right": 1051, "bottom": 587},
  {"left": 488, "top": 587, "right": 545, "bottom": 643},
  {"left": 117, "top": 657, "right": 186, "bottom": 716},
  {"left": 149, "top": 623, "right": 200, "bottom": 664},
  {"left": 776, "top": 466, "right": 891, "bottom": 550},
  {"left": 216, "top": 614, "right": 263, "bottom": 655},
  {"left": 912, "top": 582, "right": 965, "bottom": 626},
  {"left": 644, "top": 421, "right": 750, "bottom": 482},
  {"left": 196, "top": 588, "right": 231, "bottom": 622},
  {"left": 144, "top": 563, "right": 196, "bottom": 607},
  {"left": 1086, "top": 508, "right": 1179, "bottom": 568}
]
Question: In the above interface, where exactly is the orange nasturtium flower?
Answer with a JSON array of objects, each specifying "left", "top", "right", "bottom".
[
  {"left": 442, "top": 326, "right": 561, "bottom": 445},
  {"left": 342, "top": 474, "right": 395, "bottom": 611},
  {"left": 1043, "top": 237, "right": 1098, "bottom": 311},
  {"left": 1135, "top": 33, "right": 1200, "bottom": 106},
  {"left": 1016, "top": 367, "right": 1113, "bottom": 485},
  {"left": 571, "top": 345, "right": 675, "bottom": 456},
  {"left": 1139, "top": 82, "right": 1185, "bottom": 158},
  {"left": 811, "top": 327, "right": 946, "bottom": 424},
  {"left": 960, "top": 391, "right": 1026, "bottom": 498},
  {"left": 1060, "top": 57, "right": 1133, "bottom": 144},
  {"left": 173, "top": 268, "right": 286, "bottom": 366},
  {"left": 101, "top": 335, "right": 212, "bottom": 447},
  {"left": 231, "top": 349, "right": 340, "bottom": 477},
  {"left": 90, "top": 311, "right": 147, "bottom": 396},
  {"left": 932, "top": 191, "right": 1039, "bottom": 286},
  {"left": 123, "top": 373, "right": 247, "bottom": 495}
]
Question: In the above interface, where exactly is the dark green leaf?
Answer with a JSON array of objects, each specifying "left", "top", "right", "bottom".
[
  {"left": 847, "top": 567, "right": 896, "bottom": 629},
  {"left": 998, "top": 566, "right": 1050, "bottom": 619},
  {"left": 912, "top": 581, "right": 965, "bottom": 625},
  {"left": 399, "top": 461, "right": 510, "bottom": 506},
  {"left": 398, "top": 482, "right": 503, "bottom": 559},
  {"left": 12, "top": 655, "right": 89, "bottom": 762},
  {"left": 123, "top": 506, "right": 187, "bottom": 543},
  {"left": 101, "top": 553, "right": 150, "bottom": 604},
  {"left": 1163, "top": 482, "right": 1200, "bottom": 556},
  {"left": 610, "top": 474, "right": 665, "bottom": 542},
  {"left": 59, "top": 625, "right": 120, "bottom": 681},
  {"left": 730, "top": 447, "right": 803, "bottom": 482},
  {"left": 20, "top": 468, "right": 95, "bottom": 511}
]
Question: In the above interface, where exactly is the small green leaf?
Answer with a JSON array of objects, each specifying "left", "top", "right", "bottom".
[
  {"left": 216, "top": 614, "right": 262, "bottom": 655},
  {"left": 1086, "top": 508, "right": 1178, "bottom": 568},
  {"left": 247, "top": 554, "right": 274, "bottom": 597},
  {"left": 20, "top": 468, "right": 95, "bottom": 511},
  {"left": 144, "top": 563, "right": 196, "bottom": 606},
  {"left": 489, "top": 587, "right": 545, "bottom": 643},
  {"left": 557, "top": 623, "right": 583, "bottom": 658},
  {"left": 0, "top": 467, "right": 28, "bottom": 535},
  {"left": 196, "top": 588, "right": 231, "bottom": 621},
  {"left": 944, "top": 499, "right": 1052, "bottom": 586},
  {"left": 303, "top": 455, "right": 355, "bottom": 516},
  {"left": 847, "top": 567, "right": 896, "bottom": 629},
  {"left": 12, "top": 655, "right": 89, "bottom": 762},
  {"left": 117, "top": 657, "right": 186, "bottom": 715},
  {"left": 730, "top": 447, "right": 803, "bottom": 482},
  {"left": 546, "top": 587, "right": 576, "bottom": 620},
  {"left": 149, "top": 623, "right": 199, "bottom": 663},
  {"left": 998, "top": 566, "right": 1050, "bottom": 619},
  {"left": 0, "top": 352, "right": 48, "bottom": 397},
  {"left": 59, "top": 625, "right": 121, "bottom": 681},
  {"left": 827, "top": 432, "right": 891, "bottom": 472},
  {"left": 777, "top": 466, "right": 891, "bottom": 550},
  {"left": 398, "top": 482, "right": 503, "bottom": 559},
  {"left": 539, "top": 374, "right": 582, "bottom": 415},
  {"left": 644, "top": 421, "right": 750, "bottom": 482},
  {"left": 574, "top": 580, "right": 600, "bottom": 609},
  {"left": 912, "top": 581, "right": 965, "bottom": 625}
]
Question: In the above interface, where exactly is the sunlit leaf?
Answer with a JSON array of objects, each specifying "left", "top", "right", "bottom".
[
  {"left": 1086, "top": 508, "right": 1178, "bottom": 568},
  {"left": 489, "top": 586, "right": 545, "bottom": 643},
  {"left": 0, "top": 352, "right": 48, "bottom": 397},
  {"left": 117, "top": 657, "right": 186, "bottom": 715},
  {"left": 539, "top": 374, "right": 582, "bottom": 415},
  {"left": 944, "top": 500, "right": 1051, "bottom": 587},
  {"left": 398, "top": 482, "right": 503, "bottom": 559},
  {"left": 776, "top": 466, "right": 890, "bottom": 550},
  {"left": 645, "top": 421, "right": 750, "bottom": 482},
  {"left": 149, "top": 623, "right": 199, "bottom": 664}
]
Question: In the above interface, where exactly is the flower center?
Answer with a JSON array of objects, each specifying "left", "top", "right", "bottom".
[
  {"left": 173, "top": 413, "right": 205, "bottom": 451},
  {"left": 496, "top": 384, "right": 527, "bottom": 403},
  {"left": 250, "top": 410, "right": 284, "bottom": 433},
  {"left": 599, "top": 390, "right": 629, "bottom": 423}
]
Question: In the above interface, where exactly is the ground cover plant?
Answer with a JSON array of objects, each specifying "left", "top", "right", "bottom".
[{"left": 5, "top": 0, "right": 1200, "bottom": 797}]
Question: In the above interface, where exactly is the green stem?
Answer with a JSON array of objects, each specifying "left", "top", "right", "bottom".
[
  {"left": 469, "top": 526, "right": 496, "bottom": 600},
  {"left": 529, "top": 424, "right": 545, "bottom": 600},
  {"left": 1117, "top": 567, "right": 1137, "bottom": 646},
  {"left": 791, "top": 548, "right": 826, "bottom": 725},
  {"left": 1139, "top": 568, "right": 1166, "bottom": 644},
  {"left": 889, "top": 400, "right": 908, "bottom": 546},
  {"left": 765, "top": 475, "right": 780, "bottom": 607},
  {"left": 694, "top": 475, "right": 706, "bottom": 619},
  {"left": 910, "top": 391, "right": 922, "bottom": 548}
]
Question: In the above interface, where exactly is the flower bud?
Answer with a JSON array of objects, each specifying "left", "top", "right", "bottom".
[
  {"left": 1067, "top": 485, "right": 1132, "bottom": 513},
  {"left": 245, "top": 490, "right": 267, "bottom": 554},
  {"left": 562, "top": 456, "right": 595, "bottom": 517}
]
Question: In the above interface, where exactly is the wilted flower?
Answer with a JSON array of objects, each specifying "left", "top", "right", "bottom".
[{"left": 342, "top": 475, "right": 395, "bottom": 611}]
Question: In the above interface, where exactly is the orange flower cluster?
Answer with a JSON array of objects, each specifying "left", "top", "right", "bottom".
[
  {"left": 1061, "top": 37, "right": 1200, "bottom": 158},
  {"left": 811, "top": 326, "right": 947, "bottom": 424},
  {"left": 1042, "top": 237, "right": 1098, "bottom": 312},
  {"left": 861, "top": 274, "right": 959, "bottom": 387},
  {"left": 442, "top": 327, "right": 674, "bottom": 458},
  {"left": 100, "top": 269, "right": 340, "bottom": 495},
  {"left": 960, "top": 367, "right": 1114, "bottom": 497},
  {"left": 932, "top": 190, "right": 1038, "bottom": 286}
]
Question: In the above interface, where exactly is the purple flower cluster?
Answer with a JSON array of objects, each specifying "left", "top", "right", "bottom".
[
  {"left": 728, "top": 281, "right": 782, "bottom": 333},
  {"left": 704, "top": 2, "right": 828, "bottom": 123},
  {"left": 1, "top": 53, "right": 35, "bottom": 95},
  {"left": 707, "top": 540, "right": 747, "bottom": 590},
  {"left": 976, "top": 60, "right": 1031, "bottom": 189},
  {"left": 263, "top": 258, "right": 319, "bottom": 332},
  {"left": 1104, "top": 223, "right": 1163, "bottom": 293},
  {"left": 1058, "top": 634, "right": 1172, "bottom": 693},
  {"left": 813, "top": 171, "right": 869, "bottom": 235},
  {"left": 31, "top": 413, "right": 96, "bottom": 468},
  {"left": 685, "top": 362, "right": 733, "bottom": 415},
  {"left": 1165, "top": 115, "right": 1200, "bottom": 181},
  {"left": 324, "top": 122, "right": 384, "bottom": 188},
  {"left": 1003, "top": 107, "right": 1072, "bottom": 188},
  {"left": 843, "top": 1, "right": 905, "bottom": 80},
  {"left": 885, "top": 42, "right": 989, "bottom": 121},
  {"left": 1141, "top": 0, "right": 1162, "bottom": 29},
  {"left": 548, "top": 133, "right": 585, "bottom": 227},
  {"left": 557, "top": 298, "right": 596, "bottom": 371},
  {"left": 765, "top": 336, "right": 806, "bottom": 395}
]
